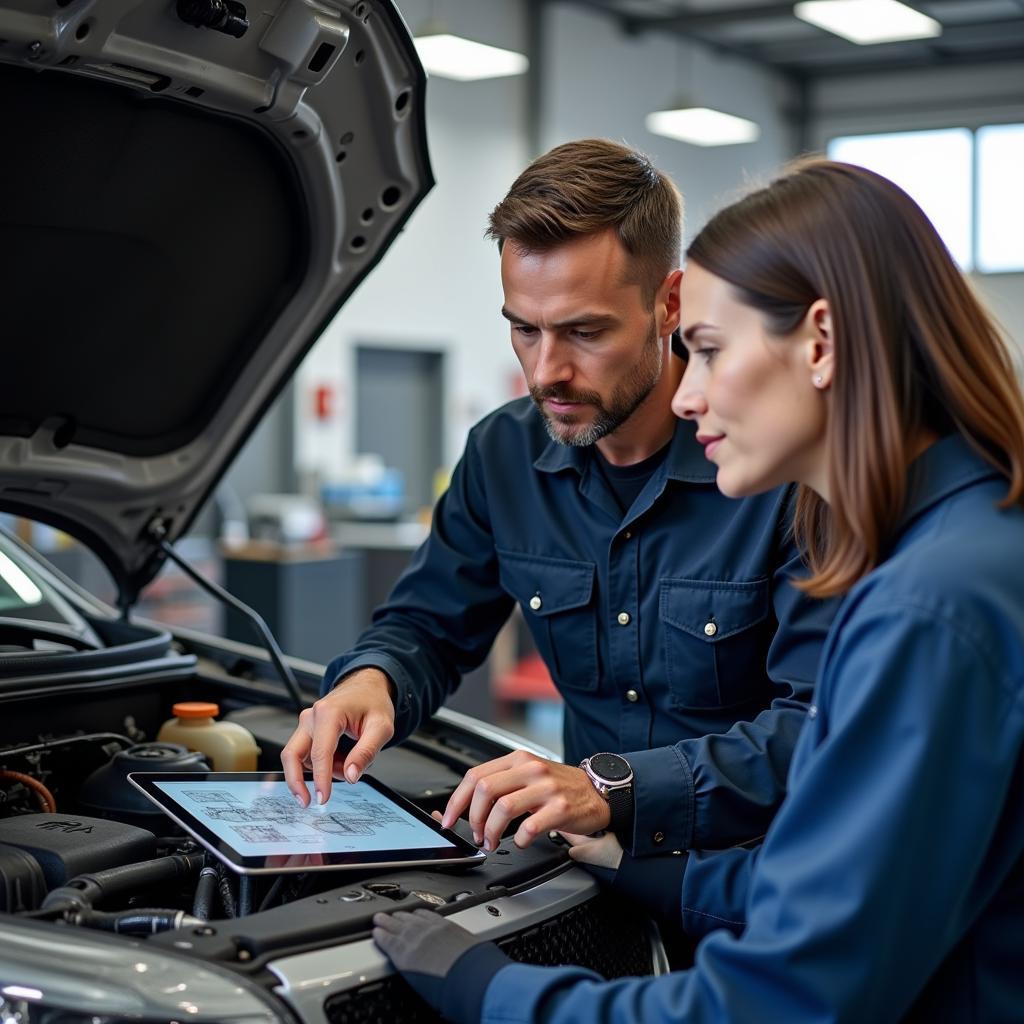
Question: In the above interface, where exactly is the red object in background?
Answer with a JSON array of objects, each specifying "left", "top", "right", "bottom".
[
  {"left": 507, "top": 370, "right": 529, "bottom": 399},
  {"left": 314, "top": 384, "right": 334, "bottom": 421},
  {"left": 493, "top": 653, "right": 559, "bottom": 702}
]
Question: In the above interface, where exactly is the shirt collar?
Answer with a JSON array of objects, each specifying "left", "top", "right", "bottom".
[
  {"left": 899, "top": 433, "right": 1004, "bottom": 531},
  {"left": 533, "top": 417, "right": 717, "bottom": 483}
]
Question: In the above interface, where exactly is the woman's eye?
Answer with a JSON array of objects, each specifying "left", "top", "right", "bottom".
[{"left": 695, "top": 347, "right": 718, "bottom": 365}]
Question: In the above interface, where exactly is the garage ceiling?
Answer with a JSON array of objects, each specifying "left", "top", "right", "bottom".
[{"left": 554, "top": 0, "right": 1024, "bottom": 79}]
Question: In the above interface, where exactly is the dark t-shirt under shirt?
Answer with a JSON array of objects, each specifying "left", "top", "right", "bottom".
[{"left": 592, "top": 442, "right": 672, "bottom": 516}]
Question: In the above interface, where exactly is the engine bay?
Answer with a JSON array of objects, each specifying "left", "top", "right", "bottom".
[{"left": 0, "top": 681, "right": 574, "bottom": 971}]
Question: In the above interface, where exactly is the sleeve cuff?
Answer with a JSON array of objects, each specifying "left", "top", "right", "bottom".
[
  {"left": 613, "top": 849, "right": 688, "bottom": 920},
  {"left": 441, "top": 941, "right": 514, "bottom": 1024},
  {"left": 622, "top": 744, "right": 695, "bottom": 856},
  {"left": 320, "top": 652, "right": 415, "bottom": 741}
]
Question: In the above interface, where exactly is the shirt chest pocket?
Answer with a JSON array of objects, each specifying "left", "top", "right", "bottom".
[
  {"left": 660, "top": 577, "right": 773, "bottom": 710},
  {"left": 498, "top": 550, "right": 598, "bottom": 693}
]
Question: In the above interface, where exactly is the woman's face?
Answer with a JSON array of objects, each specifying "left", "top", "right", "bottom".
[{"left": 672, "top": 262, "right": 831, "bottom": 499}]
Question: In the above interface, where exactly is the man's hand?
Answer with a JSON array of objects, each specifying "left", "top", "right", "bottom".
[
  {"left": 439, "top": 750, "right": 610, "bottom": 851},
  {"left": 280, "top": 668, "right": 395, "bottom": 807}
]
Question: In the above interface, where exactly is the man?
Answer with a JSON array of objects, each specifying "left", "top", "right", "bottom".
[{"left": 281, "top": 139, "right": 833, "bottom": 860}]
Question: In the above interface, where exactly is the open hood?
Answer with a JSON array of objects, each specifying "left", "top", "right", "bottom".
[{"left": 0, "top": 0, "right": 432, "bottom": 606}]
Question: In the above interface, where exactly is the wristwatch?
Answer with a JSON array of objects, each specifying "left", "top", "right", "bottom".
[{"left": 579, "top": 752, "right": 634, "bottom": 838}]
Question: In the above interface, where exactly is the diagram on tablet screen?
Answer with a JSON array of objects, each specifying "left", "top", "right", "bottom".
[{"left": 165, "top": 778, "right": 442, "bottom": 851}]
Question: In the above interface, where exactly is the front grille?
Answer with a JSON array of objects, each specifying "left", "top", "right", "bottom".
[{"left": 324, "top": 892, "right": 654, "bottom": 1024}]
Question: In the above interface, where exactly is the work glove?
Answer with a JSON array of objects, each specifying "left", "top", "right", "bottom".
[{"left": 372, "top": 907, "right": 512, "bottom": 1022}]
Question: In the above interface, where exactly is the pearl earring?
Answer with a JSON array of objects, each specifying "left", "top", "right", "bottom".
[{"left": 814, "top": 375, "right": 824, "bottom": 387}]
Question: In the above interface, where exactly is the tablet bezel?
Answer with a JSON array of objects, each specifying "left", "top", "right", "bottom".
[{"left": 127, "top": 771, "right": 486, "bottom": 875}]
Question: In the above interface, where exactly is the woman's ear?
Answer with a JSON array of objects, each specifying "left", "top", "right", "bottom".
[{"left": 805, "top": 298, "right": 834, "bottom": 391}]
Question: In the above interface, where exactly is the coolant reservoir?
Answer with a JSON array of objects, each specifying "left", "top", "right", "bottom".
[{"left": 156, "top": 702, "right": 259, "bottom": 771}]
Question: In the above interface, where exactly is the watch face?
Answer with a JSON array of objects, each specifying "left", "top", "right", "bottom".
[{"left": 589, "top": 752, "right": 631, "bottom": 784}]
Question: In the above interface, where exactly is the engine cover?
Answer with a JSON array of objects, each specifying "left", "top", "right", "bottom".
[{"left": 0, "top": 813, "right": 155, "bottom": 890}]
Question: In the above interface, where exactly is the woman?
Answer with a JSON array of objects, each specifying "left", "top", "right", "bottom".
[{"left": 372, "top": 159, "right": 1024, "bottom": 1023}]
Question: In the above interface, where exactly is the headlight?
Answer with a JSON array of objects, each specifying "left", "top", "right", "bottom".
[{"left": 0, "top": 919, "right": 287, "bottom": 1024}]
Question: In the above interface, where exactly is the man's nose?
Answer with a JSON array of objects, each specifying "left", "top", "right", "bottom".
[{"left": 533, "top": 335, "right": 573, "bottom": 388}]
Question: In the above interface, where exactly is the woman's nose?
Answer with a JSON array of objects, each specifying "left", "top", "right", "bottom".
[{"left": 672, "top": 374, "right": 707, "bottom": 420}]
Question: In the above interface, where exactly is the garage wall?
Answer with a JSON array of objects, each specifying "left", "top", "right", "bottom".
[
  {"left": 293, "top": 0, "right": 532, "bottom": 489},
  {"left": 539, "top": 3, "right": 797, "bottom": 246}
]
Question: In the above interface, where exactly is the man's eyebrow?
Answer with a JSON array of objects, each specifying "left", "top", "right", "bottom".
[
  {"left": 501, "top": 307, "right": 618, "bottom": 328},
  {"left": 682, "top": 321, "right": 719, "bottom": 343}
]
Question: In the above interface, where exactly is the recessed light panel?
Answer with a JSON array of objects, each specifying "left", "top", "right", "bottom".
[{"left": 795, "top": 1, "right": 942, "bottom": 44}]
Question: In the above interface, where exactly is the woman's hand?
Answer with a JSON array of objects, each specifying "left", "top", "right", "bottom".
[{"left": 560, "top": 830, "right": 624, "bottom": 871}]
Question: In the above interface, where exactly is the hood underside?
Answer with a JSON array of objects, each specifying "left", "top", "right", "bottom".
[{"left": 0, "top": 0, "right": 432, "bottom": 605}]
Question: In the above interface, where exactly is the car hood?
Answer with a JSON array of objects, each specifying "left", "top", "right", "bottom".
[{"left": 0, "top": 0, "right": 432, "bottom": 606}]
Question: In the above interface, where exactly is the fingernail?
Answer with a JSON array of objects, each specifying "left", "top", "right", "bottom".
[
  {"left": 316, "top": 790, "right": 325, "bottom": 805},
  {"left": 346, "top": 765, "right": 359, "bottom": 783},
  {"left": 473, "top": 833, "right": 482, "bottom": 845},
  {"left": 441, "top": 817, "right": 451, "bottom": 829},
  {"left": 294, "top": 792, "right": 305, "bottom": 807},
  {"left": 483, "top": 839, "right": 492, "bottom": 852}
]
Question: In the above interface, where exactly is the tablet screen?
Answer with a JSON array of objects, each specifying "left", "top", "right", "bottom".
[
  {"left": 127, "top": 771, "right": 484, "bottom": 874},
  {"left": 151, "top": 778, "right": 454, "bottom": 857}
]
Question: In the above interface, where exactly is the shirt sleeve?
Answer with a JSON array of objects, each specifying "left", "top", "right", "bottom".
[
  {"left": 320, "top": 431, "right": 514, "bottom": 742},
  {"left": 625, "top": 538, "right": 837, "bottom": 856},
  {"left": 481, "top": 603, "right": 1024, "bottom": 1023}
]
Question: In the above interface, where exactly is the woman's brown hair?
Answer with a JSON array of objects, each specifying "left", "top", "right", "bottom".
[{"left": 687, "top": 158, "right": 1024, "bottom": 598}]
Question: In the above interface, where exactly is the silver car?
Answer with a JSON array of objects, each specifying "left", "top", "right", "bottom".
[{"left": 0, "top": 2, "right": 665, "bottom": 1021}]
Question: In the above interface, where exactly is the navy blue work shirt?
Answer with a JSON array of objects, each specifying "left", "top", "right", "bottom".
[
  {"left": 478, "top": 434, "right": 1024, "bottom": 1023},
  {"left": 324, "top": 397, "right": 834, "bottom": 854}
]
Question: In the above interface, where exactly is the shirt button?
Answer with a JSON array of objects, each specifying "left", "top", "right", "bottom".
[
  {"left": 653, "top": 832, "right": 665, "bottom": 844},
  {"left": 529, "top": 595, "right": 542, "bottom": 611},
  {"left": 625, "top": 689, "right": 639, "bottom": 703},
  {"left": 617, "top": 611, "right": 631, "bottom": 626},
  {"left": 808, "top": 704, "right": 818, "bottom": 719},
  {"left": 703, "top": 621, "right": 717, "bottom": 637},
  {"left": 623, "top": 530, "right": 632, "bottom": 540}
]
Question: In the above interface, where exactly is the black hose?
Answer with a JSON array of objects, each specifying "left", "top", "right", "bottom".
[
  {"left": 192, "top": 866, "right": 219, "bottom": 920},
  {"left": 238, "top": 872, "right": 253, "bottom": 917},
  {"left": 41, "top": 852, "right": 205, "bottom": 914},
  {"left": 73, "top": 908, "right": 202, "bottom": 934},
  {"left": 155, "top": 536, "right": 305, "bottom": 712},
  {"left": 216, "top": 865, "right": 237, "bottom": 918},
  {"left": 258, "top": 874, "right": 288, "bottom": 912}
]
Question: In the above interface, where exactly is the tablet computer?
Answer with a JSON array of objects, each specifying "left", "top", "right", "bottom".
[{"left": 127, "top": 771, "right": 486, "bottom": 875}]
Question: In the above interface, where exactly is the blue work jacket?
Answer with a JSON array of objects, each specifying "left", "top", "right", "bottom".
[
  {"left": 480, "top": 434, "right": 1024, "bottom": 1023},
  {"left": 324, "top": 397, "right": 834, "bottom": 853}
]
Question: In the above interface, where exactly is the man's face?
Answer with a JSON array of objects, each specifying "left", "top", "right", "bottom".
[{"left": 500, "top": 230, "right": 669, "bottom": 447}]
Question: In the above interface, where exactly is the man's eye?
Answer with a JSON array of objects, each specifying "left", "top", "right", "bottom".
[
  {"left": 512, "top": 324, "right": 537, "bottom": 337},
  {"left": 573, "top": 329, "right": 601, "bottom": 341}
]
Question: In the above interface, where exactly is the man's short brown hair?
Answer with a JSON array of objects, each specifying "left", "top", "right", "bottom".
[{"left": 487, "top": 138, "right": 683, "bottom": 304}]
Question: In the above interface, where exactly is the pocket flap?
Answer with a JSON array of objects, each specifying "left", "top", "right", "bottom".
[
  {"left": 498, "top": 550, "right": 596, "bottom": 615},
  {"left": 660, "top": 577, "right": 770, "bottom": 641}
]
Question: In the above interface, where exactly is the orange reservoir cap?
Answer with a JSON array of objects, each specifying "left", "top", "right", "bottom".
[{"left": 172, "top": 702, "right": 220, "bottom": 718}]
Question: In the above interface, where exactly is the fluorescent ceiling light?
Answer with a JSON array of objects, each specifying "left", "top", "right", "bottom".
[
  {"left": 794, "top": 1, "right": 942, "bottom": 44},
  {"left": 645, "top": 107, "right": 760, "bottom": 147},
  {"left": 413, "top": 33, "right": 529, "bottom": 81}
]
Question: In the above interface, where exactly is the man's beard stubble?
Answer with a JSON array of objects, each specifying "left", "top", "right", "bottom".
[{"left": 530, "top": 322, "right": 663, "bottom": 447}]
